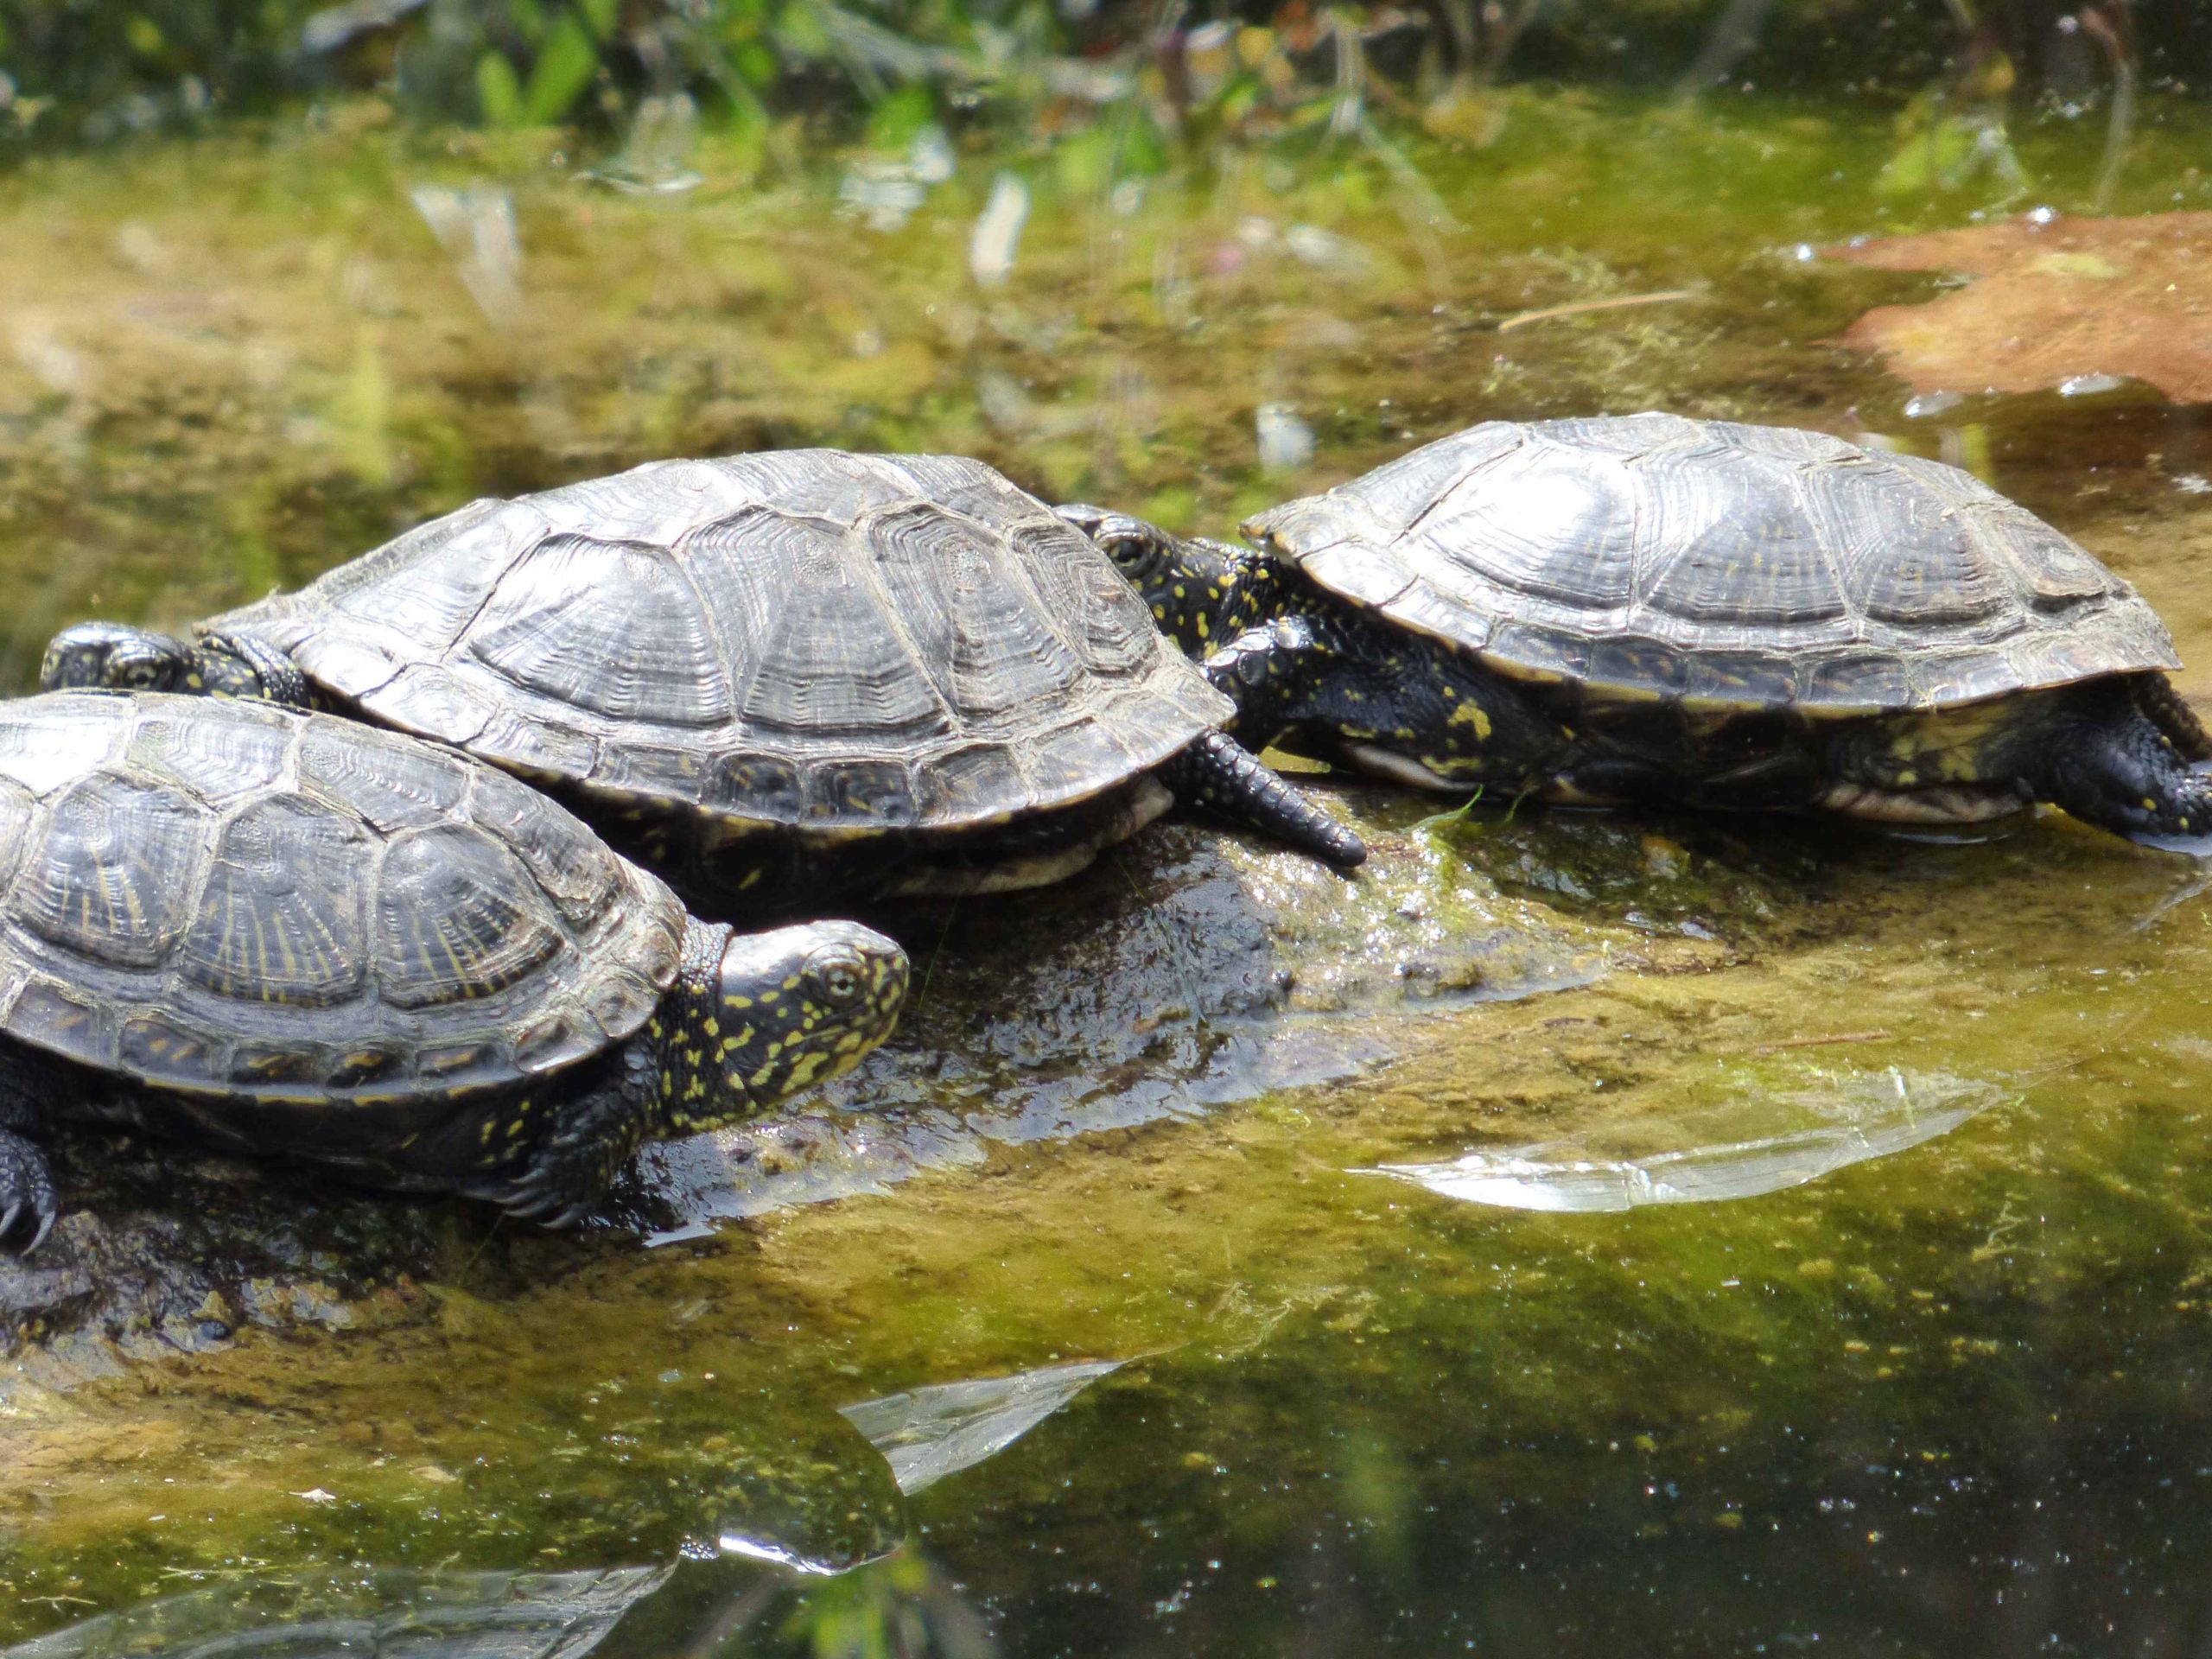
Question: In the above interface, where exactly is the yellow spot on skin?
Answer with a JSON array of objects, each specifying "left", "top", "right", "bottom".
[
  {"left": 1194, "top": 614, "right": 1209, "bottom": 639},
  {"left": 1447, "top": 702, "right": 1492, "bottom": 741},
  {"left": 705, "top": 1018, "right": 720, "bottom": 1037},
  {"left": 1897, "top": 770, "right": 1918, "bottom": 787},
  {"left": 2144, "top": 797, "right": 2159, "bottom": 812},
  {"left": 726, "top": 995, "right": 751, "bottom": 1010}
]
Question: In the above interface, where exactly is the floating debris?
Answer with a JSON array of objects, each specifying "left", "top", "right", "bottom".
[
  {"left": 1831, "top": 211, "right": 2212, "bottom": 404},
  {"left": 839, "top": 1359, "right": 1124, "bottom": 1494},
  {"left": 409, "top": 182, "right": 523, "bottom": 327},
  {"left": 1255, "top": 403, "right": 1315, "bottom": 474},
  {"left": 1902, "top": 391, "right": 1964, "bottom": 418},
  {"left": 299, "top": 0, "right": 428, "bottom": 54},
  {"left": 1358, "top": 1069, "right": 2003, "bottom": 1212},
  {"left": 587, "top": 93, "right": 702, "bottom": 196},
  {"left": 1495, "top": 288, "right": 1702, "bottom": 333},
  {"left": 969, "top": 174, "right": 1030, "bottom": 288}
]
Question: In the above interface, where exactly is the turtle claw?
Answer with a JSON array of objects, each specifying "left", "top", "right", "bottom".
[
  {"left": 0, "top": 1130, "right": 58, "bottom": 1256},
  {"left": 479, "top": 1160, "right": 597, "bottom": 1229}
]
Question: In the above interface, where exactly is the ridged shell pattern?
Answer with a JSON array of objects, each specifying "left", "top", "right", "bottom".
[
  {"left": 1246, "top": 412, "right": 2178, "bottom": 712},
  {"left": 217, "top": 453, "right": 1233, "bottom": 830},
  {"left": 0, "top": 693, "right": 685, "bottom": 1102}
]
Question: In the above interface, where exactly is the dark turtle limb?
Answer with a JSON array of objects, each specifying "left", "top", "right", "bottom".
[
  {"left": 41, "top": 622, "right": 318, "bottom": 709},
  {"left": 1160, "top": 730, "right": 1367, "bottom": 868},
  {"left": 196, "top": 630, "right": 316, "bottom": 707},
  {"left": 2029, "top": 680, "right": 2212, "bottom": 843},
  {"left": 0, "top": 1045, "right": 62, "bottom": 1253},
  {"left": 2128, "top": 672, "right": 2212, "bottom": 762},
  {"left": 1202, "top": 612, "right": 1566, "bottom": 797},
  {"left": 461, "top": 1044, "right": 657, "bottom": 1229}
]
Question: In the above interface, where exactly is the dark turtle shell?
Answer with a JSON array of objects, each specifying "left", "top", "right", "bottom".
[
  {"left": 0, "top": 692, "right": 684, "bottom": 1103},
  {"left": 1245, "top": 412, "right": 2179, "bottom": 715},
  {"left": 209, "top": 452, "right": 1232, "bottom": 834}
]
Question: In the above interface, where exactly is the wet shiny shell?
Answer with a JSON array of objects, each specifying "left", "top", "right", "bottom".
[
  {"left": 0, "top": 692, "right": 685, "bottom": 1103},
  {"left": 213, "top": 453, "right": 1232, "bottom": 832},
  {"left": 1245, "top": 412, "right": 2180, "bottom": 714}
]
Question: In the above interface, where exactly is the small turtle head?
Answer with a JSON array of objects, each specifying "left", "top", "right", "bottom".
[
  {"left": 709, "top": 919, "right": 909, "bottom": 1110},
  {"left": 41, "top": 622, "right": 194, "bottom": 693},
  {"left": 1056, "top": 503, "right": 1180, "bottom": 581}
]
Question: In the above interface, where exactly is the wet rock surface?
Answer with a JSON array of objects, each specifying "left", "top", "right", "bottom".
[{"left": 0, "top": 783, "right": 1618, "bottom": 1378}]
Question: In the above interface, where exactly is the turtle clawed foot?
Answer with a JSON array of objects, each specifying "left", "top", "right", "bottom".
[
  {"left": 0, "top": 1132, "right": 59, "bottom": 1255},
  {"left": 474, "top": 1158, "right": 606, "bottom": 1230}
]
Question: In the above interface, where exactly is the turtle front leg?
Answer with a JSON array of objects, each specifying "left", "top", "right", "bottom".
[
  {"left": 465, "top": 1047, "right": 655, "bottom": 1229},
  {"left": 0, "top": 1046, "right": 62, "bottom": 1254},
  {"left": 1160, "top": 729, "right": 1367, "bottom": 868},
  {"left": 2029, "top": 680, "right": 2212, "bottom": 845},
  {"left": 1204, "top": 613, "right": 1562, "bottom": 796}
]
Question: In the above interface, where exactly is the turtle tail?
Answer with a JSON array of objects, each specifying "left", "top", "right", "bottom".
[
  {"left": 1162, "top": 729, "right": 1367, "bottom": 868},
  {"left": 2034, "top": 680, "right": 2212, "bottom": 846}
]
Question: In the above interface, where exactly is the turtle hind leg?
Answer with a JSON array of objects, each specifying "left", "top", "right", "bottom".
[
  {"left": 1161, "top": 729, "right": 1367, "bottom": 868},
  {"left": 2032, "top": 683, "right": 2212, "bottom": 845},
  {"left": 0, "top": 1046, "right": 60, "bottom": 1254},
  {"left": 2129, "top": 672, "right": 2212, "bottom": 763}
]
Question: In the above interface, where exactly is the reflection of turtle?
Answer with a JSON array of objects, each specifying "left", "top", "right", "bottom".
[
  {"left": 0, "top": 692, "right": 908, "bottom": 1251},
  {"left": 1064, "top": 412, "right": 2212, "bottom": 843},
  {"left": 44, "top": 452, "right": 1361, "bottom": 903},
  {"left": 2, "top": 1565, "right": 672, "bottom": 1659}
]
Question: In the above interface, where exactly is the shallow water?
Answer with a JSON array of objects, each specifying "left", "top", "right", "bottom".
[{"left": 5, "top": 83, "right": 2212, "bottom": 1656}]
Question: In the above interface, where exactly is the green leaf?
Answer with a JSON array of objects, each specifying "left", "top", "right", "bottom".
[
  {"left": 1054, "top": 124, "right": 1116, "bottom": 197},
  {"left": 522, "top": 15, "right": 599, "bottom": 126},
  {"left": 1117, "top": 111, "right": 1169, "bottom": 178},
  {"left": 866, "top": 83, "right": 934, "bottom": 150},
  {"left": 1413, "top": 787, "right": 1486, "bottom": 836},
  {"left": 475, "top": 50, "right": 524, "bottom": 128},
  {"left": 735, "top": 41, "right": 778, "bottom": 86},
  {"left": 773, "top": 0, "right": 832, "bottom": 62},
  {"left": 578, "top": 0, "right": 619, "bottom": 40}
]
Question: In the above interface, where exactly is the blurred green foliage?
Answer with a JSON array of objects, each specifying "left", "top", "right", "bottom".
[{"left": 0, "top": 0, "right": 2192, "bottom": 164}]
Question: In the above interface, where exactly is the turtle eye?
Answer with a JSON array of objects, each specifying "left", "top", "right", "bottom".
[{"left": 806, "top": 947, "right": 868, "bottom": 1009}]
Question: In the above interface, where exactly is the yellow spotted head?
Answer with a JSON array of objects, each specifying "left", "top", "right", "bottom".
[
  {"left": 42, "top": 622, "right": 194, "bottom": 692},
  {"left": 709, "top": 918, "right": 909, "bottom": 1110}
]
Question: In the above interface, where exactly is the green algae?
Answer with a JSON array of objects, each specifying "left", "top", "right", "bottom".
[{"left": 4, "top": 86, "right": 2212, "bottom": 1654}]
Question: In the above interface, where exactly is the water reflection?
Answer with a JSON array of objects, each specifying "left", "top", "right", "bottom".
[
  {"left": 839, "top": 1359, "right": 1126, "bottom": 1495},
  {"left": 5, "top": 1566, "right": 671, "bottom": 1659},
  {"left": 1361, "top": 1067, "right": 2005, "bottom": 1211},
  {"left": 6, "top": 1553, "right": 1007, "bottom": 1659}
]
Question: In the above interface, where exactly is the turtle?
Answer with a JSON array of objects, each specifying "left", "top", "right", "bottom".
[
  {"left": 0, "top": 690, "right": 910, "bottom": 1252},
  {"left": 1058, "top": 412, "right": 2212, "bottom": 844},
  {"left": 42, "top": 451, "right": 1363, "bottom": 906}
]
